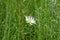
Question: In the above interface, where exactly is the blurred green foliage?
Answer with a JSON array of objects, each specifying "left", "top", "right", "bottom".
[{"left": 0, "top": 0, "right": 60, "bottom": 40}]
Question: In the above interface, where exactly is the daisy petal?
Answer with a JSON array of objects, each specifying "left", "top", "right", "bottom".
[{"left": 25, "top": 16, "right": 36, "bottom": 25}]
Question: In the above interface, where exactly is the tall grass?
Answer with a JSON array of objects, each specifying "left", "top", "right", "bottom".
[{"left": 0, "top": 0, "right": 60, "bottom": 40}]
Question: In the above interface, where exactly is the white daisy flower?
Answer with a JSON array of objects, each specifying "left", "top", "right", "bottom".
[{"left": 25, "top": 16, "right": 36, "bottom": 25}]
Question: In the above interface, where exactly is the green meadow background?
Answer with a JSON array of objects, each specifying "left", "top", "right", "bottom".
[{"left": 0, "top": 0, "right": 60, "bottom": 40}]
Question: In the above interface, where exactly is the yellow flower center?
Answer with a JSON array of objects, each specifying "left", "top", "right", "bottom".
[{"left": 27, "top": 20, "right": 32, "bottom": 23}]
